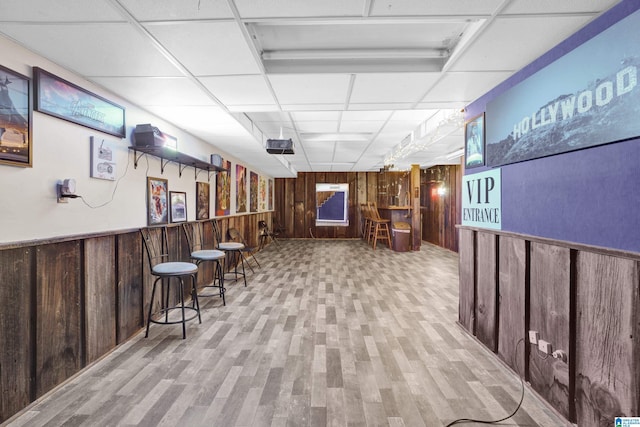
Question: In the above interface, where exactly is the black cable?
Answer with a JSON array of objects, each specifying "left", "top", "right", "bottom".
[
  {"left": 444, "top": 338, "right": 526, "bottom": 426},
  {"left": 80, "top": 150, "right": 132, "bottom": 209}
]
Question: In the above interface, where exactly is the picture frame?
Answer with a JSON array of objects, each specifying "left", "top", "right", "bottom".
[
  {"left": 147, "top": 177, "right": 168, "bottom": 225},
  {"left": 89, "top": 136, "right": 117, "bottom": 180},
  {"left": 33, "top": 67, "right": 125, "bottom": 138},
  {"left": 196, "top": 181, "right": 210, "bottom": 220},
  {"left": 0, "top": 64, "right": 32, "bottom": 167},
  {"left": 169, "top": 191, "right": 187, "bottom": 223},
  {"left": 465, "top": 113, "right": 485, "bottom": 168}
]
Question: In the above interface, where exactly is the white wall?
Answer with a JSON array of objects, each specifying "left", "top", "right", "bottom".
[{"left": 0, "top": 36, "right": 272, "bottom": 244}]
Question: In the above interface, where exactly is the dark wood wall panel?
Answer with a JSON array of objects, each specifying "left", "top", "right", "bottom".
[
  {"left": 475, "top": 232, "right": 497, "bottom": 351},
  {"left": 84, "top": 236, "right": 116, "bottom": 364},
  {"left": 528, "top": 242, "right": 571, "bottom": 419},
  {"left": 0, "top": 247, "right": 33, "bottom": 421},
  {"left": 35, "top": 241, "right": 82, "bottom": 398},
  {"left": 458, "top": 226, "right": 640, "bottom": 426},
  {"left": 497, "top": 236, "right": 526, "bottom": 376},
  {"left": 0, "top": 213, "right": 272, "bottom": 423},
  {"left": 458, "top": 228, "right": 475, "bottom": 333},
  {"left": 421, "top": 165, "right": 461, "bottom": 252},
  {"left": 117, "top": 232, "right": 142, "bottom": 343},
  {"left": 575, "top": 252, "right": 639, "bottom": 425}
]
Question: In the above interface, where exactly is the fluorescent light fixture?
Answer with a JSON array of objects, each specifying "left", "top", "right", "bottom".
[{"left": 262, "top": 48, "right": 448, "bottom": 61}]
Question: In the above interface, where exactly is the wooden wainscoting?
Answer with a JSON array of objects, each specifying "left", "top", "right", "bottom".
[
  {"left": 0, "top": 212, "right": 272, "bottom": 423},
  {"left": 458, "top": 226, "right": 640, "bottom": 425}
]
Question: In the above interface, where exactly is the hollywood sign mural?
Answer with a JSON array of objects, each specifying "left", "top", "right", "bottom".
[{"left": 486, "top": 9, "right": 640, "bottom": 166}]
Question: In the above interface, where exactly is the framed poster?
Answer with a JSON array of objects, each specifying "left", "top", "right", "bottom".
[
  {"left": 465, "top": 113, "right": 485, "bottom": 168},
  {"left": 33, "top": 67, "right": 125, "bottom": 138},
  {"left": 89, "top": 136, "right": 117, "bottom": 180},
  {"left": 259, "top": 175, "right": 267, "bottom": 211},
  {"left": 236, "top": 163, "right": 247, "bottom": 213},
  {"left": 169, "top": 191, "right": 187, "bottom": 223},
  {"left": 216, "top": 159, "right": 231, "bottom": 216},
  {"left": 147, "top": 177, "right": 168, "bottom": 225},
  {"left": 0, "top": 64, "right": 32, "bottom": 167},
  {"left": 250, "top": 171, "right": 258, "bottom": 212},
  {"left": 196, "top": 181, "right": 210, "bottom": 220}
]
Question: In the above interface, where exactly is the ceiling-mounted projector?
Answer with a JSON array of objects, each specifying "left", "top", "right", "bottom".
[{"left": 266, "top": 138, "right": 294, "bottom": 154}]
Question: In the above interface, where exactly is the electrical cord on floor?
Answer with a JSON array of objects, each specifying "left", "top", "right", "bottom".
[{"left": 444, "top": 338, "right": 526, "bottom": 426}]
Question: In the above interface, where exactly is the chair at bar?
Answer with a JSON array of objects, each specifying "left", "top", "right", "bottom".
[
  {"left": 367, "top": 202, "right": 392, "bottom": 250},
  {"left": 182, "top": 221, "right": 226, "bottom": 305},
  {"left": 211, "top": 220, "right": 248, "bottom": 286},
  {"left": 140, "top": 226, "right": 201, "bottom": 339}
]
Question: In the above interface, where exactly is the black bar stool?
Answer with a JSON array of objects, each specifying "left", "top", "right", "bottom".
[
  {"left": 182, "top": 221, "right": 226, "bottom": 305},
  {"left": 211, "top": 220, "right": 247, "bottom": 286},
  {"left": 140, "top": 226, "right": 201, "bottom": 339}
]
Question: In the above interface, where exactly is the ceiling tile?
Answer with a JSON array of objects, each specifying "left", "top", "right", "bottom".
[
  {"left": 449, "top": 15, "right": 595, "bottom": 72},
  {"left": 146, "top": 22, "right": 261, "bottom": 76},
  {"left": 269, "top": 74, "right": 351, "bottom": 104},
  {"left": 91, "top": 77, "right": 217, "bottom": 107},
  {"left": 291, "top": 111, "right": 341, "bottom": 121},
  {"left": 338, "top": 120, "right": 385, "bottom": 133},
  {"left": 234, "top": 0, "right": 364, "bottom": 18},
  {"left": 119, "top": 0, "right": 233, "bottom": 20},
  {"left": 368, "top": 0, "right": 504, "bottom": 16},
  {"left": 341, "top": 110, "right": 392, "bottom": 121},
  {"left": 502, "top": 0, "right": 620, "bottom": 14},
  {"left": 422, "top": 71, "right": 514, "bottom": 105},
  {"left": 0, "top": 23, "right": 180, "bottom": 76},
  {"left": 199, "top": 75, "right": 275, "bottom": 106},
  {"left": 296, "top": 121, "right": 340, "bottom": 133},
  {"left": 0, "top": 0, "right": 123, "bottom": 21},
  {"left": 350, "top": 73, "right": 439, "bottom": 104}
]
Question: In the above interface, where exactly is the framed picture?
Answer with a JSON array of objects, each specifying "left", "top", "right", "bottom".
[
  {"left": 465, "top": 113, "right": 485, "bottom": 168},
  {"left": 196, "top": 181, "right": 210, "bottom": 220},
  {"left": 33, "top": 67, "right": 125, "bottom": 138},
  {"left": 169, "top": 191, "right": 187, "bottom": 223},
  {"left": 89, "top": 136, "right": 117, "bottom": 180},
  {"left": 0, "top": 64, "right": 32, "bottom": 167},
  {"left": 147, "top": 177, "right": 168, "bottom": 225}
]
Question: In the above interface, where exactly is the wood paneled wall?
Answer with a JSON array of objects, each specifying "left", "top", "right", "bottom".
[
  {"left": 275, "top": 169, "right": 461, "bottom": 254},
  {"left": 274, "top": 172, "right": 378, "bottom": 239},
  {"left": 421, "top": 165, "right": 461, "bottom": 252},
  {"left": 0, "top": 212, "right": 272, "bottom": 423},
  {"left": 458, "top": 227, "right": 640, "bottom": 425}
]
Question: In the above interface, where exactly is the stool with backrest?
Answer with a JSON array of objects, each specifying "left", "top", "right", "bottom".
[
  {"left": 228, "top": 227, "right": 260, "bottom": 272},
  {"left": 182, "top": 221, "right": 226, "bottom": 305},
  {"left": 140, "top": 226, "right": 201, "bottom": 339},
  {"left": 367, "top": 202, "right": 392, "bottom": 250},
  {"left": 212, "top": 220, "right": 247, "bottom": 286}
]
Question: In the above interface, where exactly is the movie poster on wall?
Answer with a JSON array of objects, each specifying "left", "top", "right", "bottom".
[
  {"left": 250, "top": 171, "right": 258, "bottom": 212},
  {"left": 216, "top": 159, "right": 231, "bottom": 216},
  {"left": 236, "top": 164, "right": 247, "bottom": 213},
  {"left": 486, "top": 9, "right": 640, "bottom": 166},
  {"left": 259, "top": 175, "right": 267, "bottom": 211}
]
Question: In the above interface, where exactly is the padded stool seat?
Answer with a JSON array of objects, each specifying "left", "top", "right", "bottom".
[
  {"left": 191, "top": 249, "right": 226, "bottom": 261},
  {"left": 218, "top": 242, "right": 244, "bottom": 250},
  {"left": 141, "top": 227, "right": 201, "bottom": 339}
]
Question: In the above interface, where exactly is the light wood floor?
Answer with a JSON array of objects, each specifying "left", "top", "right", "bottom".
[{"left": 5, "top": 240, "right": 567, "bottom": 427}]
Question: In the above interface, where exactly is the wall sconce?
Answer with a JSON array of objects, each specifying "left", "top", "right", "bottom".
[
  {"left": 57, "top": 178, "right": 79, "bottom": 203},
  {"left": 437, "top": 186, "right": 446, "bottom": 196}
]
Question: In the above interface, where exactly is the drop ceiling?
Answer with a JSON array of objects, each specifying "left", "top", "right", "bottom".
[{"left": 0, "top": 0, "right": 620, "bottom": 177}]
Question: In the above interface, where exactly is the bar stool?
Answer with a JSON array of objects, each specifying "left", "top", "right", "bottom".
[
  {"left": 367, "top": 202, "right": 392, "bottom": 250},
  {"left": 182, "top": 221, "right": 226, "bottom": 305},
  {"left": 212, "top": 220, "right": 247, "bottom": 286},
  {"left": 140, "top": 226, "right": 201, "bottom": 339}
]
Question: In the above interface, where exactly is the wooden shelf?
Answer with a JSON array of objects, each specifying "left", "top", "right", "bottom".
[{"left": 129, "top": 146, "right": 227, "bottom": 180}]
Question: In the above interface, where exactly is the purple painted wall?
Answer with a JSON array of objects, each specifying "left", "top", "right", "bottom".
[{"left": 466, "top": 0, "right": 640, "bottom": 253}]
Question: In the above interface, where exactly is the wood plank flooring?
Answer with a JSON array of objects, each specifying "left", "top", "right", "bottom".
[{"left": 4, "top": 240, "right": 568, "bottom": 427}]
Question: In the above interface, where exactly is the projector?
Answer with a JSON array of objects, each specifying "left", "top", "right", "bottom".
[{"left": 266, "top": 138, "right": 294, "bottom": 154}]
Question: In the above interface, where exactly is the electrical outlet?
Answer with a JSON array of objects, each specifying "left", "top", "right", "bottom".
[
  {"left": 538, "top": 339, "right": 552, "bottom": 355},
  {"left": 528, "top": 330, "right": 539, "bottom": 345}
]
